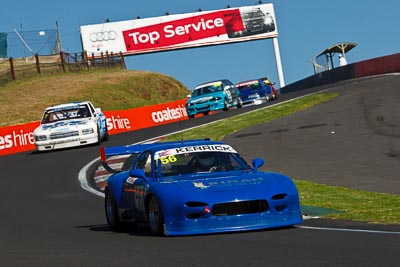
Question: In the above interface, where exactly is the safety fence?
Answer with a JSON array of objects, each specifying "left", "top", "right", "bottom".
[
  {"left": 282, "top": 52, "right": 400, "bottom": 93},
  {"left": 0, "top": 51, "right": 126, "bottom": 87}
]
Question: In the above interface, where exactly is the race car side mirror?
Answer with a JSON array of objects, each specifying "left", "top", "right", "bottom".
[
  {"left": 129, "top": 168, "right": 146, "bottom": 178},
  {"left": 251, "top": 158, "right": 264, "bottom": 172}
]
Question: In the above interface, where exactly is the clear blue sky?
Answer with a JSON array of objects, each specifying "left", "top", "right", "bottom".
[{"left": 1, "top": 0, "right": 399, "bottom": 89}]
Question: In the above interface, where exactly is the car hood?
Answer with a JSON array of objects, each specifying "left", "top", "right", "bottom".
[
  {"left": 34, "top": 119, "right": 94, "bottom": 134},
  {"left": 239, "top": 88, "right": 261, "bottom": 96},
  {"left": 158, "top": 171, "right": 286, "bottom": 198},
  {"left": 187, "top": 95, "right": 215, "bottom": 104}
]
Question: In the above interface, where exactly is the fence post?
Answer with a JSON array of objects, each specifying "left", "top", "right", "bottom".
[
  {"left": 120, "top": 52, "right": 126, "bottom": 69},
  {"left": 74, "top": 53, "right": 78, "bottom": 67},
  {"left": 82, "top": 51, "right": 89, "bottom": 69},
  {"left": 9, "top": 57, "right": 16, "bottom": 81},
  {"left": 106, "top": 51, "right": 110, "bottom": 68},
  {"left": 110, "top": 52, "right": 114, "bottom": 67},
  {"left": 91, "top": 52, "right": 96, "bottom": 68},
  {"left": 59, "top": 51, "right": 66, "bottom": 72},
  {"left": 35, "top": 54, "right": 41, "bottom": 75},
  {"left": 100, "top": 52, "right": 105, "bottom": 67}
]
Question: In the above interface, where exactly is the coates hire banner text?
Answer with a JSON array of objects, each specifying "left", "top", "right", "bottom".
[
  {"left": 0, "top": 100, "right": 187, "bottom": 156},
  {"left": 80, "top": 3, "right": 278, "bottom": 56}
]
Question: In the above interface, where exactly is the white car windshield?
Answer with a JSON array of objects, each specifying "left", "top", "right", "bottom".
[{"left": 41, "top": 105, "right": 91, "bottom": 124}]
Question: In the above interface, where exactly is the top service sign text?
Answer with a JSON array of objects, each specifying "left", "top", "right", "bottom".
[{"left": 80, "top": 3, "right": 278, "bottom": 55}]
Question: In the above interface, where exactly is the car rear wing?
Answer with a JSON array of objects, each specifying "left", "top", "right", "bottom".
[
  {"left": 100, "top": 138, "right": 212, "bottom": 173},
  {"left": 100, "top": 145, "right": 151, "bottom": 173}
]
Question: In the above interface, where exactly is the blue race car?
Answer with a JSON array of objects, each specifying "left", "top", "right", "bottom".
[
  {"left": 236, "top": 77, "right": 278, "bottom": 105},
  {"left": 185, "top": 79, "right": 243, "bottom": 118},
  {"left": 101, "top": 139, "right": 303, "bottom": 236}
]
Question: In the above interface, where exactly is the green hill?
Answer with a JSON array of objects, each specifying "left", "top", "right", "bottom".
[{"left": 0, "top": 69, "right": 190, "bottom": 127}]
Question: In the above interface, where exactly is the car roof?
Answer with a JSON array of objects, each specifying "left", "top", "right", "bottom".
[
  {"left": 147, "top": 139, "right": 225, "bottom": 153},
  {"left": 194, "top": 79, "right": 231, "bottom": 90},
  {"left": 44, "top": 101, "right": 91, "bottom": 111},
  {"left": 236, "top": 79, "right": 260, "bottom": 87},
  {"left": 236, "top": 77, "right": 271, "bottom": 87},
  {"left": 102, "top": 139, "right": 226, "bottom": 157}
]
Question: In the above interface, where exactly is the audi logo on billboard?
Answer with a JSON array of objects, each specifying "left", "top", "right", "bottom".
[{"left": 90, "top": 31, "right": 117, "bottom": 42}]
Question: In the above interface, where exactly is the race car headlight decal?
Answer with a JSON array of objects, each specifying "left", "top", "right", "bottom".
[
  {"left": 211, "top": 97, "right": 222, "bottom": 101},
  {"left": 264, "top": 17, "right": 273, "bottom": 24},
  {"left": 82, "top": 128, "right": 95, "bottom": 135},
  {"left": 35, "top": 135, "right": 47, "bottom": 141}
]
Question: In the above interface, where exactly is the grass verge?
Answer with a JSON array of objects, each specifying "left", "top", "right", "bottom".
[
  {"left": 0, "top": 69, "right": 190, "bottom": 126},
  {"left": 164, "top": 93, "right": 400, "bottom": 225}
]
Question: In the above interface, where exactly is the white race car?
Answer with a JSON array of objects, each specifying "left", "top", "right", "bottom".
[{"left": 33, "top": 101, "right": 108, "bottom": 151}]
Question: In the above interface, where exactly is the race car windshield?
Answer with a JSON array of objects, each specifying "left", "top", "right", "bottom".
[
  {"left": 242, "top": 10, "right": 264, "bottom": 19},
  {"left": 41, "top": 106, "right": 91, "bottom": 124},
  {"left": 191, "top": 84, "right": 223, "bottom": 97},
  {"left": 237, "top": 83, "right": 261, "bottom": 90},
  {"left": 157, "top": 151, "right": 250, "bottom": 177}
]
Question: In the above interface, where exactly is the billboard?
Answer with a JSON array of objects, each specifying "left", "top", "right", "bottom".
[{"left": 80, "top": 3, "right": 278, "bottom": 56}]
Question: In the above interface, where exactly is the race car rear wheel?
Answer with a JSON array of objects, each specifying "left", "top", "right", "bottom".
[
  {"left": 105, "top": 189, "right": 123, "bottom": 231},
  {"left": 103, "top": 126, "right": 109, "bottom": 141},
  {"left": 96, "top": 126, "right": 101, "bottom": 144},
  {"left": 148, "top": 196, "right": 165, "bottom": 236}
]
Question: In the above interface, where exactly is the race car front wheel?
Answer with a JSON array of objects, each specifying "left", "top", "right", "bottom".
[
  {"left": 148, "top": 196, "right": 165, "bottom": 236},
  {"left": 223, "top": 99, "right": 229, "bottom": 111},
  {"left": 105, "top": 189, "right": 123, "bottom": 231},
  {"left": 237, "top": 96, "right": 243, "bottom": 108}
]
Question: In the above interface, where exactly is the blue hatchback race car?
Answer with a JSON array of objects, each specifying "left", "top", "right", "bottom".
[
  {"left": 185, "top": 79, "right": 243, "bottom": 118},
  {"left": 236, "top": 77, "right": 278, "bottom": 105},
  {"left": 101, "top": 139, "right": 303, "bottom": 236}
]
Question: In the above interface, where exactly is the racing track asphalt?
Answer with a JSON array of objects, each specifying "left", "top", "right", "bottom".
[
  {"left": 225, "top": 73, "right": 400, "bottom": 195},
  {"left": 0, "top": 74, "right": 399, "bottom": 266}
]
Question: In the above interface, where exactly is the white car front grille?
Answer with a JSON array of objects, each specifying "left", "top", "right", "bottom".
[{"left": 50, "top": 131, "right": 79, "bottom": 140}]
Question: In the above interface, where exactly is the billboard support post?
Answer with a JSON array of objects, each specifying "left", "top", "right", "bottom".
[{"left": 272, "top": 37, "right": 285, "bottom": 88}]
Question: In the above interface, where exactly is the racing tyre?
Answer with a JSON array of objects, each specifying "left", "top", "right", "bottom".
[
  {"left": 223, "top": 99, "right": 229, "bottom": 111},
  {"left": 237, "top": 97, "right": 243, "bottom": 108},
  {"left": 96, "top": 126, "right": 102, "bottom": 144},
  {"left": 105, "top": 189, "right": 123, "bottom": 231},
  {"left": 103, "top": 126, "right": 109, "bottom": 141},
  {"left": 148, "top": 196, "right": 165, "bottom": 236}
]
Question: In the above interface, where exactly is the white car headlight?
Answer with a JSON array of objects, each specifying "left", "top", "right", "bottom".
[
  {"left": 35, "top": 135, "right": 47, "bottom": 141},
  {"left": 82, "top": 128, "right": 95, "bottom": 135}
]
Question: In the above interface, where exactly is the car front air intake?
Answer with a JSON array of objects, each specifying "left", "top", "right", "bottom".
[{"left": 212, "top": 200, "right": 269, "bottom": 216}]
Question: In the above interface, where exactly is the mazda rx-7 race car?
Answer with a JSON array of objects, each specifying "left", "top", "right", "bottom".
[
  {"left": 101, "top": 139, "right": 303, "bottom": 236},
  {"left": 33, "top": 101, "right": 108, "bottom": 151}
]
